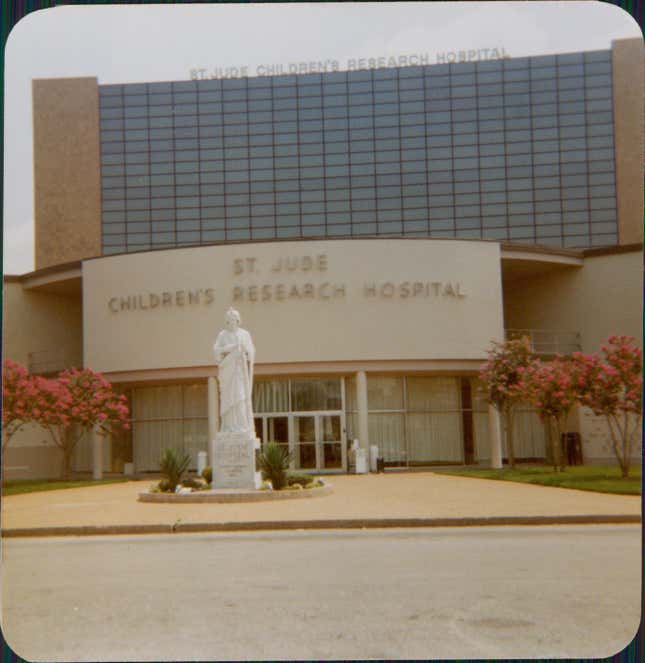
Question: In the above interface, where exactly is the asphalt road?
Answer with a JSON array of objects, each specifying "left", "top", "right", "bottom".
[{"left": 1, "top": 525, "right": 641, "bottom": 661}]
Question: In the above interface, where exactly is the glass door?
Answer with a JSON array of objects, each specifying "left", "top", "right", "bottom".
[
  {"left": 256, "top": 416, "right": 290, "bottom": 453},
  {"left": 320, "top": 415, "right": 343, "bottom": 469},
  {"left": 293, "top": 413, "right": 345, "bottom": 472},
  {"left": 293, "top": 415, "right": 317, "bottom": 469}
]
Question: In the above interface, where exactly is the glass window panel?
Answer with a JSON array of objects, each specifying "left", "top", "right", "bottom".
[
  {"left": 478, "top": 71, "right": 503, "bottom": 84},
  {"left": 507, "top": 129, "right": 531, "bottom": 142},
  {"left": 588, "top": 172, "right": 614, "bottom": 186},
  {"left": 451, "top": 169, "right": 477, "bottom": 183},
  {"left": 367, "top": 376, "right": 403, "bottom": 410}
]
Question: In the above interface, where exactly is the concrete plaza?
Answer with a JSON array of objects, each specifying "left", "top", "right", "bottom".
[{"left": 1, "top": 471, "right": 640, "bottom": 535}]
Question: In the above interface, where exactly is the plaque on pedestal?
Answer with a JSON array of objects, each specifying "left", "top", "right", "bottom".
[{"left": 212, "top": 432, "right": 262, "bottom": 489}]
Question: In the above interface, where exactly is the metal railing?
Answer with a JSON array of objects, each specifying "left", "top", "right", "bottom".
[{"left": 505, "top": 329, "right": 582, "bottom": 355}]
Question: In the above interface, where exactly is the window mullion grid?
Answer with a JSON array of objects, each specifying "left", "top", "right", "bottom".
[
  {"left": 601, "top": 53, "right": 618, "bottom": 245},
  {"left": 292, "top": 79, "right": 303, "bottom": 240},
  {"left": 171, "top": 84, "right": 179, "bottom": 246},
  {"left": 118, "top": 89, "right": 128, "bottom": 252},
  {"left": 369, "top": 86, "right": 380, "bottom": 235},
  {"left": 474, "top": 69, "right": 482, "bottom": 240},
  {"left": 422, "top": 65, "right": 431, "bottom": 237},
  {"left": 449, "top": 65, "right": 457, "bottom": 237},
  {"left": 147, "top": 87, "right": 156, "bottom": 246},
  {"left": 270, "top": 82, "right": 280, "bottom": 237},
  {"left": 527, "top": 63, "right": 538, "bottom": 244},
  {"left": 196, "top": 83, "right": 206, "bottom": 244},
  {"left": 343, "top": 77, "right": 355, "bottom": 237},
  {"left": 501, "top": 66, "right": 511, "bottom": 242},
  {"left": 245, "top": 77, "right": 254, "bottom": 239},
  {"left": 220, "top": 79, "right": 232, "bottom": 240},
  {"left": 321, "top": 76, "right": 332, "bottom": 237},
  {"left": 555, "top": 58, "right": 565, "bottom": 247},
  {"left": 393, "top": 71, "right": 403, "bottom": 236}
]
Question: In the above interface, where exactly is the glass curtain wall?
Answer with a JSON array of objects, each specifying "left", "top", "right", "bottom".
[
  {"left": 132, "top": 384, "right": 208, "bottom": 471},
  {"left": 344, "top": 375, "right": 544, "bottom": 465},
  {"left": 509, "top": 407, "right": 547, "bottom": 459},
  {"left": 99, "top": 49, "right": 617, "bottom": 254},
  {"left": 470, "top": 377, "right": 546, "bottom": 461},
  {"left": 406, "top": 377, "right": 463, "bottom": 463}
]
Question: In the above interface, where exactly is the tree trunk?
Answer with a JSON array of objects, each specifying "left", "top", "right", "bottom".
[
  {"left": 549, "top": 419, "right": 561, "bottom": 472},
  {"left": 606, "top": 413, "right": 629, "bottom": 480},
  {"left": 557, "top": 416, "right": 567, "bottom": 473},
  {"left": 61, "top": 427, "right": 76, "bottom": 480},
  {"left": 619, "top": 413, "right": 629, "bottom": 478}
]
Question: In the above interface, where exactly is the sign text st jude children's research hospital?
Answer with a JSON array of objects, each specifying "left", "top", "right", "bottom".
[
  {"left": 107, "top": 253, "right": 467, "bottom": 314},
  {"left": 189, "top": 48, "right": 510, "bottom": 80}
]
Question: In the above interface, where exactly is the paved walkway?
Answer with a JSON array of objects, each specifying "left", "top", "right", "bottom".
[{"left": 1, "top": 472, "right": 640, "bottom": 536}]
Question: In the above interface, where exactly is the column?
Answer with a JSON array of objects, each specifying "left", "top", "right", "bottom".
[
  {"left": 488, "top": 404, "right": 503, "bottom": 469},
  {"left": 92, "top": 425, "right": 103, "bottom": 480},
  {"left": 208, "top": 376, "right": 220, "bottom": 468},
  {"left": 356, "top": 371, "right": 369, "bottom": 456}
]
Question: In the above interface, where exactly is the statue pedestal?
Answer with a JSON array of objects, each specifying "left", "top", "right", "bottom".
[{"left": 212, "top": 432, "right": 261, "bottom": 490}]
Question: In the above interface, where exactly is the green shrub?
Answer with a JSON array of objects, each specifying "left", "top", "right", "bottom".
[
  {"left": 257, "top": 442, "right": 292, "bottom": 490},
  {"left": 159, "top": 448, "right": 191, "bottom": 492},
  {"left": 157, "top": 478, "right": 172, "bottom": 493},
  {"left": 286, "top": 472, "right": 314, "bottom": 487},
  {"left": 201, "top": 466, "right": 212, "bottom": 484},
  {"left": 180, "top": 477, "right": 201, "bottom": 489}
]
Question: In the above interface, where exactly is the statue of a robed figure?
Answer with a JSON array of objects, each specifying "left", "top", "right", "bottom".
[
  {"left": 213, "top": 308, "right": 255, "bottom": 434},
  {"left": 211, "top": 308, "right": 261, "bottom": 489}
]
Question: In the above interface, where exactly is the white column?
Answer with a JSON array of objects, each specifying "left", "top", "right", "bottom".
[
  {"left": 356, "top": 371, "right": 369, "bottom": 457},
  {"left": 208, "top": 376, "right": 220, "bottom": 468},
  {"left": 92, "top": 425, "right": 103, "bottom": 480},
  {"left": 488, "top": 404, "right": 503, "bottom": 469}
]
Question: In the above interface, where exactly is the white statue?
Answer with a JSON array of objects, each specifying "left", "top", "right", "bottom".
[{"left": 213, "top": 307, "right": 255, "bottom": 434}]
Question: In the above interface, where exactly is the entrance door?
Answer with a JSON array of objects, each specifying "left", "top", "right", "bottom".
[
  {"left": 293, "top": 414, "right": 345, "bottom": 472},
  {"left": 255, "top": 415, "right": 290, "bottom": 456}
]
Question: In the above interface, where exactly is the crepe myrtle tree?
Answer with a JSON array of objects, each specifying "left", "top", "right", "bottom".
[
  {"left": 517, "top": 356, "right": 579, "bottom": 472},
  {"left": 35, "top": 368, "right": 130, "bottom": 479},
  {"left": 1, "top": 360, "right": 47, "bottom": 460},
  {"left": 479, "top": 337, "right": 534, "bottom": 468},
  {"left": 572, "top": 336, "right": 642, "bottom": 478}
]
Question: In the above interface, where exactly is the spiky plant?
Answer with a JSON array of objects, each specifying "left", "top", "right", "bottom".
[
  {"left": 159, "top": 448, "right": 191, "bottom": 492},
  {"left": 201, "top": 465, "right": 212, "bottom": 485},
  {"left": 257, "top": 441, "right": 292, "bottom": 490}
]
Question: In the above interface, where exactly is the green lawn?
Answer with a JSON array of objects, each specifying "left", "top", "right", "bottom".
[
  {"left": 2, "top": 478, "right": 130, "bottom": 496},
  {"left": 432, "top": 465, "right": 642, "bottom": 495}
]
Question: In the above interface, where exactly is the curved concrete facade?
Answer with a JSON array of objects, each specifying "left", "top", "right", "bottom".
[{"left": 82, "top": 238, "right": 503, "bottom": 375}]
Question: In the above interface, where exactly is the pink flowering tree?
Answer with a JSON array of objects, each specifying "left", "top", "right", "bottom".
[
  {"left": 479, "top": 337, "right": 534, "bottom": 468},
  {"left": 2, "top": 360, "right": 41, "bottom": 460},
  {"left": 517, "top": 356, "right": 579, "bottom": 472},
  {"left": 572, "top": 336, "right": 642, "bottom": 478},
  {"left": 35, "top": 368, "right": 130, "bottom": 479}
]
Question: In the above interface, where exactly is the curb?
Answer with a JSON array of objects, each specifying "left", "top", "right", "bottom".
[
  {"left": 137, "top": 483, "right": 333, "bottom": 503},
  {"left": 1, "top": 514, "right": 640, "bottom": 538}
]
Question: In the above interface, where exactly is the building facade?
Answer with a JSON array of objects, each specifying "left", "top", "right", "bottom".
[{"left": 4, "top": 38, "right": 643, "bottom": 479}]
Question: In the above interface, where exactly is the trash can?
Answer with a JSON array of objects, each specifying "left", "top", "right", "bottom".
[
  {"left": 560, "top": 432, "right": 583, "bottom": 465},
  {"left": 355, "top": 448, "right": 368, "bottom": 474},
  {"left": 369, "top": 445, "right": 379, "bottom": 472},
  {"left": 123, "top": 462, "right": 134, "bottom": 476},
  {"left": 197, "top": 450, "right": 208, "bottom": 475}
]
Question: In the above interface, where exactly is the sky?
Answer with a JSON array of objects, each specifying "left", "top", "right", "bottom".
[{"left": 3, "top": 1, "right": 642, "bottom": 275}]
